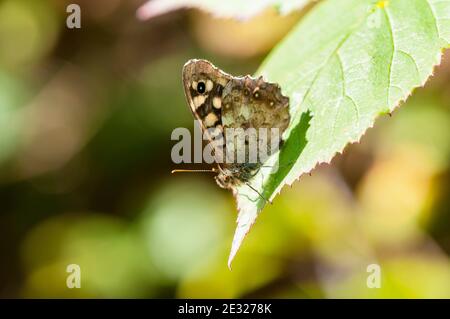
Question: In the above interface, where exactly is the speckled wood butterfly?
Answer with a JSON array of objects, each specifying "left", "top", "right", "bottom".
[{"left": 174, "top": 59, "right": 290, "bottom": 201}]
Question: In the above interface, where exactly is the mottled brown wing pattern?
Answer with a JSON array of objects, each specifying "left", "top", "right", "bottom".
[
  {"left": 221, "top": 76, "right": 290, "bottom": 162},
  {"left": 182, "top": 59, "right": 290, "bottom": 191}
]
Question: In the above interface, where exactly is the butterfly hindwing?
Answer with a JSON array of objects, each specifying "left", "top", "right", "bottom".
[{"left": 221, "top": 75, "right": 290, "bottom": 164}]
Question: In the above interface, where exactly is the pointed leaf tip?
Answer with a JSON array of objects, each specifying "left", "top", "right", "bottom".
[{"left": 228, "top": 0, "right": 450, "bottom": 265}]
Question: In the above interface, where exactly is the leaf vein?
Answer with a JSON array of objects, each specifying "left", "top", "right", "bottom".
[
  {"left": 397, "top": 49, "right": 421, "bottom": 82},
  {"left": 383, "top": 7, "right": 396, "bottom": 107},
  {"left": 336, "top": 52, "right": 361, "bottom": 132},
  {"left": 425, "top": 0, "right": 444, "bottom": 43}
]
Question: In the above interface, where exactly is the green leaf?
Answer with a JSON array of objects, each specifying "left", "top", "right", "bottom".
[
  {"left": 229, "top": 0, "right": 450, "bottom": 268},
  {"left": 0, "top": 72, "right": 24, "bottom": 166},
  {"left": 137, "top": 0, "right": 311, "bottom": 20}
]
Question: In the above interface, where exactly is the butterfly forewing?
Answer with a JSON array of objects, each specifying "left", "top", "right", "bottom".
[{"left": 182, "top": 60, "right": 231, "bottom": 162}]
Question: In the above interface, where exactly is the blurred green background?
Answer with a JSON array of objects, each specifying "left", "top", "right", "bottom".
[{"left": 0, "top": 0, "right": 449, "bottom": 298}]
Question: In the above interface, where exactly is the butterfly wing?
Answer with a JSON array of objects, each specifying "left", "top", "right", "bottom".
[
  {"left": 182, "top": 59, "right": 290, "bottom": 190},
  {"left": 182, "top": 59, "right": 232, "bottom": 162},
  {"left": 221, "top": 75, "right": 290, "bottom": 168}
]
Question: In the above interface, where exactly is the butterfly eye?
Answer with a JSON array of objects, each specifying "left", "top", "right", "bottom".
[{"left": 197, "top": 81, "right": 206, "bottom": 94}]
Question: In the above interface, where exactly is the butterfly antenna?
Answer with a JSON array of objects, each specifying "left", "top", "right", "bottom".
[
  {"left": 171, "top": 168, "right": 218, "bottom": 174},
  {"left": 245, "top": 182, "right": 272, "bottom": 205}
]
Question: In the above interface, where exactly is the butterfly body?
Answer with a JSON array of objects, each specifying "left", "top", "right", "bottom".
[
  {"left": 214, "top": 162, "right": 261, "bottom": 189},
  {"left": 182, "top": 59, "right": 290, "bottom": 193}
]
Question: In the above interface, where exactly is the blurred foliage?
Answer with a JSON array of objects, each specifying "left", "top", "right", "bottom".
[
  {"left": 0, "top": 0, "right": 60, "bottom": 69},
  {"left": 0, "top": 0, "right": 449, "bottom": 298},
  {"left": 137, "top": 0, "right": 310, "bottom": 20},
  {"left": 0, "top": 72, "right": 25, "bottom": 166}
]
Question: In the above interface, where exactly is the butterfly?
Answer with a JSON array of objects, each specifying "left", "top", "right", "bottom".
[{"left": 174, "top": 59, "right": 290, "bottom": 201}]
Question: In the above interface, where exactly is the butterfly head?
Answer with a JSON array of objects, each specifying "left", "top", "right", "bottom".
[{"left": 214, "top": 168, "right": 234, "bottom": 189}]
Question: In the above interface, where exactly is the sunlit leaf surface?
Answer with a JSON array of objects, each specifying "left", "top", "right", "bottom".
[{"left": 229, "top": 0, "right": 450, "bottom": 267}]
